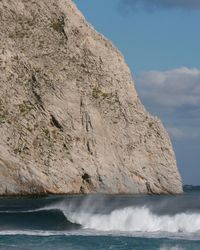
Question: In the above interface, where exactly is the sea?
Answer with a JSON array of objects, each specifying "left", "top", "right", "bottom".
[{"left": 0, "top": 186, "right": 200, "bottom": 250}]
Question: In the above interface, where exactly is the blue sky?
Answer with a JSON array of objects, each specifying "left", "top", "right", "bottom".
[{"left": 74, "top": 0, "right": 200, "bottom": 185}]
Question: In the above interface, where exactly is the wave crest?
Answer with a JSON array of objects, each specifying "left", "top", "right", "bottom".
[{"left": 64, "top": 206, "right": 200, "bottom": 233}]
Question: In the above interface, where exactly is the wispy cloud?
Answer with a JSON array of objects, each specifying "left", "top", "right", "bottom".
[
  {"left": 167, "top": 127, "right": 199, "bottom": 139},
  {"left": 167, "top": 127, "right": 185, "bottom": 139},
  {"left": 119, "top": 0, "right": 200, "bottom": 11}
]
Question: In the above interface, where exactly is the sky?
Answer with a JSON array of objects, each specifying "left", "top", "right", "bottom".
[{"left": 73, "top": 0, "right": 200, "bottom": 185}]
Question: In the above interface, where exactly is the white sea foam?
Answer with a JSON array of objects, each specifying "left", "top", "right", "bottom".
[
  {"left": 160, "top": 246, "right": 184, "bottom": 250},
  {"left": 63, "top": 206, "right": 200, "bottom": 233},
  {"left": 0, "top": 230, "right": 60, "bottom": 236}
]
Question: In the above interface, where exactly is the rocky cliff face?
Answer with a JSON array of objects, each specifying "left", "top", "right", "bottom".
[{"left": 0, "top": 0, "right": 182, "bottom": 195}]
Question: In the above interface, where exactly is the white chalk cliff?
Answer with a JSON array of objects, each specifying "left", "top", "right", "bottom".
[{"left": 0, "top": 0, "right": 182, "bottom": 195}]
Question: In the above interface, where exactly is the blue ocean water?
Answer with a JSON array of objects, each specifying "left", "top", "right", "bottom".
[{"left": 0, "top": 188, "right": 200, "bottom": 249}]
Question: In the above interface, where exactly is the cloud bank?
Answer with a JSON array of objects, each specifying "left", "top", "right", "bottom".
[
  {"left": 135, "top": 67, "right": 200, "bottom": 139},
  {"left": 119, "top": 0, "right": 200, "bottom": 11},
  {"left": 136, "top": 67, "right": 200, "bottom": 108}
]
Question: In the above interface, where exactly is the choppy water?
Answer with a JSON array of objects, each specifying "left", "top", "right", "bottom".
[{"left": 0, "top": 188, "right": 200, "bottom": 249}]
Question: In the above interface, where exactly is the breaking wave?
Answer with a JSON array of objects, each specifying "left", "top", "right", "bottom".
[
  {"left": 1, "top": 193, "right": 200, "bottom": 239},
  {"left": 63, "top": 206, "right": 200, "bottom": 233}
]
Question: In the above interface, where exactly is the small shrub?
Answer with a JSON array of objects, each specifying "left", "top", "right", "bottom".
[
  {"left": 148, "top": 121, "right": 154, "bottom": 128},
  {"left": 0, "top": 115, "right": 5, "bottom": 124},
  {"left": 50, "top": 17, "right": 65, "bottom": 33},
  {"left": 19, "top": 101, "right": 33, "bottom": 115},
  {"left": 92, "top": 87, "right": 102, "bottom": 99},
  {"left": 92, "top": 86, "right": 111, "bottom": 100}
]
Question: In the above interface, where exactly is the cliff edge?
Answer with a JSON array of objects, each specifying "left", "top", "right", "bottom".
[{"left": 0, "top": 0, "right": 182, "bottom": 195}]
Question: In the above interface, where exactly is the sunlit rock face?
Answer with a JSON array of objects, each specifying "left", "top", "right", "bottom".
[{"left": 0, "top": 0, "right": 182, "bottom": 195}]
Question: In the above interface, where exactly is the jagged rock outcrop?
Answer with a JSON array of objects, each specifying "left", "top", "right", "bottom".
[{"left": 0, "top": 0, "right": 182, "bottom": 195}]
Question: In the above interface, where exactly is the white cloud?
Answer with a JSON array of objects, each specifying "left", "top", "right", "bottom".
[
  {"left": 135, "top": 67, "right": 200, "bottom": 140},
  {"left": 135, "top": 67, "right": 200, "bottom": 108}
]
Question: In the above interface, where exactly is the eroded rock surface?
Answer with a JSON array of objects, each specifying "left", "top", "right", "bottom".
[{"left": 0, "top": 0, "right": 182, "bottom": 195}]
